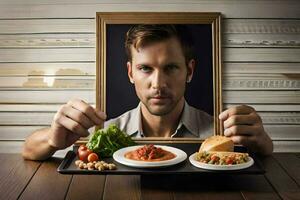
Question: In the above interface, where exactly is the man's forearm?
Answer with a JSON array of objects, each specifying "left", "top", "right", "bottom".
[{"left": 22, "top": 128, "right": 58, "bottom": 161}]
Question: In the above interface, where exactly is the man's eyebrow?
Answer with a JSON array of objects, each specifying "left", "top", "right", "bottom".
[
  {"left": 136, "top": 63, "right": 151, "bottom": 67},
  {"left": 164, "top": 62, "right": 180, "bottom": 67},
  {"left": 135, "top": 62, "right": 180, "bottom": 68}
]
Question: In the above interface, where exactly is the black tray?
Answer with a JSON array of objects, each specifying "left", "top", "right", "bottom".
[{"left": 57, "top": 143, "right": 265, "bottom": 175}]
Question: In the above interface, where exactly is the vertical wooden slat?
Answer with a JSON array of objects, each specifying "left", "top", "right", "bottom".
[
  {"left": 0, "top": 154, "right": 41, "bottom": 200},
  {"left": 141, "top": 175, "right": 173, "bottom": 200},
  {"left": 272, "top": 153, "right": 300, "bottom": 187},
  {"left": 103, "top": 175, "right": 141, "bottom": 200},
  {"left": 260, "top": 155, "right": 300, "bottom": 200},
  {"left": 19, "top": 157, "right": 72, "bottom": 200},
  {"left": 66, "top": 175, "right": 106, "bottom": 200},
  {"left": 233, "top": 175, "right": 281, "bottom": 200}
]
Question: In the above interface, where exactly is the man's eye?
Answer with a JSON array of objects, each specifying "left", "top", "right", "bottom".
[
  {"left": 165, "top": 65, "right": 178, "bottom": 72},
  {"left": 139, "top": 66, "right": 152, "bottom": 73}
]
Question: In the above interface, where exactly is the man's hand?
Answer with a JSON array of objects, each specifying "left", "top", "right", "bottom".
[
  {"left": 48, "top": 99, "right": 106, "bottom": 150},
  {"left": 219, "top": 105, "right": 273, "bottom": 155}
]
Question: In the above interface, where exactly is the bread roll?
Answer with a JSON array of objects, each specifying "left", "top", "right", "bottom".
[{"left": 199, "top": 136, "right": 234, "bottom": 152}]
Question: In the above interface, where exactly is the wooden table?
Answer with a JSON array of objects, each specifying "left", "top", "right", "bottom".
[{"left": 1, "top": 153, "right": 299, "bottom": 200}]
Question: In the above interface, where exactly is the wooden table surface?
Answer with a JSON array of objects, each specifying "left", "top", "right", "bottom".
[{"left": 1, "top": 153, "right": 299, "bottom": 200}]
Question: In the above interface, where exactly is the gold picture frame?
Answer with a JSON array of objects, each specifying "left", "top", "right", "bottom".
[{"left": 96, "top": 12, "right": 222, "bottom": 142}]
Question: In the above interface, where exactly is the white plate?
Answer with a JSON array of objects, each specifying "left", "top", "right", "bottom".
[
  {"left": 189, "top": 152, "right": 254, "bottom": 171},
  {"left": 113, "top": 145, "right": 187, "bottom": 168}
]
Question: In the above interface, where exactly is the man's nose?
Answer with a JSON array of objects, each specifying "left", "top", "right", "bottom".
[{"left": 151, "top": 71, "right": 167, "bottom": 89}]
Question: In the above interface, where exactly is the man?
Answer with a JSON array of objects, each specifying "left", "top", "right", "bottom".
[
  {"left": 107, "top": 25, "right": 213, "bottom": 139},
  {"left": 22, "top": 25, "right": 273, "bottom": 161}
]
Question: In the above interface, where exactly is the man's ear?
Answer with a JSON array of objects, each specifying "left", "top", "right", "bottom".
[
  {"left": 127, "top": 61, "right": 134, "bottom": 84},
  {"left": 186, "top": 59, "right": 195, "bottom": 83}
]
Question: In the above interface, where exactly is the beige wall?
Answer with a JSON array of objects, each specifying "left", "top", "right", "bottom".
[{"left": 0, "top": 0, "right": 299, "bottom": 153}]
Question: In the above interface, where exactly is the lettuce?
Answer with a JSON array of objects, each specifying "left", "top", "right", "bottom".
[{"left": 86, "top": 124, "right": 136, "bottom": 157}]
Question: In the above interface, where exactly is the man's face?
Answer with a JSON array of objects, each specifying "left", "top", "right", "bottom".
[{"left": 127, "top": 37, "right": 194, "bottom": 116}]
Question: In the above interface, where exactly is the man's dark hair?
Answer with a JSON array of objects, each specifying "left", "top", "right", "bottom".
[{"left": 125, "top": 24, "right": 195, "bottom": 65}]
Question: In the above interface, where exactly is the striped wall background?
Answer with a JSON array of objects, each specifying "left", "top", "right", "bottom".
[{"left": 0, "top": 0, "right": 299, "bottom": 153}]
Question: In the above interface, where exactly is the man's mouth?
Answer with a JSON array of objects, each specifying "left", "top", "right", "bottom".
[
  {"left": 151, "top": 96, "right": 169, "bottom": 99},
  {"left": 149, "top": 95, "right": 171, "bottom": 105}
]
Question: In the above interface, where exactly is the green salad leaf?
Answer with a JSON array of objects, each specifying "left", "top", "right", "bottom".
[{"left": 86, "top": 124, "right": 136, "bottom": 157}]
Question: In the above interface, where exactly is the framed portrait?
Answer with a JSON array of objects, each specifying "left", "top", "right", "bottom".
[{"left": 96, "top": 12, "right": 222, "bottom": 141}]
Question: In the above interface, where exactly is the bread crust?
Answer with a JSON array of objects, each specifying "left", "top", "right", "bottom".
[{"left": 199, "top": 136, "right": 234, "bottom": 152}]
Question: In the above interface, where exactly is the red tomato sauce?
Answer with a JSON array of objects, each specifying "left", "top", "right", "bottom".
[{"left": 125, "top": 144, "right": 176, "bottom": 161}]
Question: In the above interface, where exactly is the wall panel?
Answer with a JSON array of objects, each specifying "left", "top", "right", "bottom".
[
  {"left": 0, "top": 90, "right": 95, "bottom": 104},
  {"left": 0, "top": 0, "right": 299, "bottom": 153},
  {"left": 0, "top": 1, "right": 299, "bottom": 18},
  {"left": 0, "top": 63, "right": 96, "bottom": 76}
]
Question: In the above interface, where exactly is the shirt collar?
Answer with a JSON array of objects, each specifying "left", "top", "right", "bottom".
[
  {"left": 127, "top": 101, "right": 199, "bottom": 138},
  {"left": 126, "top": 102, "right": 143, "bottom": 137},
  {"left": 174, "top": 101, "right": 199, "bottom": 137}
]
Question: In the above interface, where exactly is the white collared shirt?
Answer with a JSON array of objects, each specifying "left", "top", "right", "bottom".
[{"left": 104, "top": 101, "right": 213, "bottom": 139}]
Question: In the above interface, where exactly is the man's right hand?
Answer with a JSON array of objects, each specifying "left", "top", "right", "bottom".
[{"left": 47, "top": 99, "right": 106, "bottom": 150}]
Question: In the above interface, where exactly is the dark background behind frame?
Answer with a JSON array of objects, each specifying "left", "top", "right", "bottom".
[{"left": 106, "top": 24, "right": 213, "bottom": 119}]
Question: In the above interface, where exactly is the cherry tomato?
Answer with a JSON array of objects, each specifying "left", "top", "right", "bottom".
[
  {"left": 79, "top": 144, "right": 87, "bottom": 151},
  {"left": 226, "top": 158, "right": 233, "bottom": 165},
  {"left": 211, "top": 155, "right": 220, "bottom": 162},
  {"left": 88, "top": 153, "right": 99, "bottom": 162},
  {"left": 78, "top": 145, "right": 92, "bottom": 161}
]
